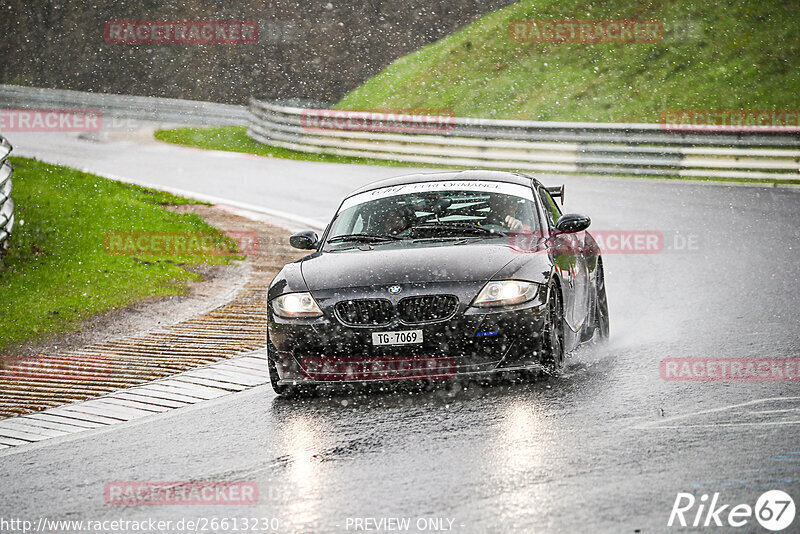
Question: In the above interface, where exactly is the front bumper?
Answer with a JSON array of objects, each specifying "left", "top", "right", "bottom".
[
  {"left": 268, "top": 290, "right": 548, "bottom": 384},
  {"left": 273, "top": 363, "right": 550, "bottom": 388}
]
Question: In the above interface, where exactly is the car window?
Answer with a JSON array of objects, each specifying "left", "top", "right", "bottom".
[
  {"left": 539, "top": 188, "right": 562, "bottom": 227},
  {"left": 327, "top": 188, "right": 540, "bottom": 244},
  {"left": 351, "top": 213, "right": 365, "bottom": 233}
]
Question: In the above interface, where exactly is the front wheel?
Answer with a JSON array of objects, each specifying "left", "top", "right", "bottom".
[
  {"left": 268, "top": 341, "right": 314, "bottom": 397},
  {"left": 268, "top": 354, "right": 294, "bottom": 396},
  {"left": 541, "top": 282, "right": 565, "bottom": 373}
]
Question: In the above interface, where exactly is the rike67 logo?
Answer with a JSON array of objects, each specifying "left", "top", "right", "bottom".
[{"left": 669, "top": 490, "right": 795, "bottom": 531}]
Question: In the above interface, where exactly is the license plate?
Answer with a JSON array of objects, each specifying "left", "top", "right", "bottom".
[{"left": 372, "top": 330, "right": 423, "bottom": 346}]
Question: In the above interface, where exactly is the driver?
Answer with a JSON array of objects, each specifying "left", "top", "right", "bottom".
[
  {"left": 486, "top": 194, "right": 524, "bottom": 231},
  {"left": 376, "top": 205, "right": 414, "bottom": 235}
]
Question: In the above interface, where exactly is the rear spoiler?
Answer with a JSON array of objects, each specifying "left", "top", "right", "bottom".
[{"left": 546, "top": 185, "right": 565, "bottom": 205}]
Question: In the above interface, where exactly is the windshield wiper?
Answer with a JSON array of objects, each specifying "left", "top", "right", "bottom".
[
  {"left": 411, "top": 223, "right": 506, "bottom": 237},
  {"left": 413, "top": 235, "right": 494, "bottom": 244},
  {"left": 327, "top": 233, "right": 404, "bottom": 244}
]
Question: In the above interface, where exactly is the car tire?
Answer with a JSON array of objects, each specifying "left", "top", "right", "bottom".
[
  {"left": 268, "top": 354, "right": 294, "bottom": 396},
  {"left": 594, "top": 261, "right": 610, "bottom": 341},
  {"left": 267, "top": 341, "right": 314, "bottom": 397},
  {"left": 541, "top": 282, "right": 565, "bottom": 372}
]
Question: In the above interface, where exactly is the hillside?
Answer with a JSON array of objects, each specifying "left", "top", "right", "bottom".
[
  {"left": 0, "top": 0, "right": 510, "bottom": 104},
  {"left": 335, "top": 0, "right": 800, "bottom": 122}
]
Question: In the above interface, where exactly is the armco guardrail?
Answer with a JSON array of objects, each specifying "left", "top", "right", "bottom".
[
  {"left": 0, "top": 135, "right": 13, "bottom": 255},
  {"left": 247, "top": 99, "right": 800, "bottom": 181},
  {"left": 0, "top": 85, "right": 248, "bottom": 126}
]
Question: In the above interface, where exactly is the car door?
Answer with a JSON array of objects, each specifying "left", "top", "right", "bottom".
[{"left": 538, "top": 187, "right": 590, "bottom": 334}]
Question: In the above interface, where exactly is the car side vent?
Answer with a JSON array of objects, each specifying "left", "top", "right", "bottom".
[
  {"left": 334, "top": 299, "right": 394, "bottom": 326},
  {"left": 398, "top": 295, "right": 458, "bottom": 324}
]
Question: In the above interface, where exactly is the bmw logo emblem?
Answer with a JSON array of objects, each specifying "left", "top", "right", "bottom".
[{"left": 388, "top": 285, "right": 402, "bottom": 294}]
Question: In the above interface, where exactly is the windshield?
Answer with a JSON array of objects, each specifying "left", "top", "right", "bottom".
[{"left": 326, "top": 184, "right": 539, "bottom": 246}]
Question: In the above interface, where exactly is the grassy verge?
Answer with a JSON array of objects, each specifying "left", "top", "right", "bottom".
[
  {"left": 0, "top": 157, "right": 242, "bottom": 353},
  {"left": 336, "top": 0, "right": 800, "bottom": 122},
  {"left": 153, "top": 126, "right": 413, "bottom": 168},
  {"left": 153, "top": 126, "right": 800, "bottom": 187}
]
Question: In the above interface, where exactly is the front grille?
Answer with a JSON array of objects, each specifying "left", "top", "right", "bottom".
[
  {"left": 335, "top": 299, "right": 394, "bottom": 326},
  {"left": 398, "top": 295, "right": 458, "bottom": 324}
]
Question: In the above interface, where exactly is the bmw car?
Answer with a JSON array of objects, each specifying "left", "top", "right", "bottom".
[{"left": 267, "top": 170, "right": 609, "bottom": 395}]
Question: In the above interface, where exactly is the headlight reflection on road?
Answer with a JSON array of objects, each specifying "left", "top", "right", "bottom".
[
  {"left": 285, "top": 415, "right": 322, "bottom": 478},
  {"left": 280, "top": 415, "right": 325, "bottom": 525},
  {"left": 483, "top": 400, "right": 556, "bottom": 525},
  {"left": 499, "top": 402, "right": 549, "bottom": 473}
]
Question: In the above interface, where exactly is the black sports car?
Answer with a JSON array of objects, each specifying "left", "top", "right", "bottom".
[{"left": 267, "top": 170, "right": 609, "bottom": 395}]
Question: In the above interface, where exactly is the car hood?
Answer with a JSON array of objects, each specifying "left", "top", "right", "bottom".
[{"left": 300, "top": 241, "right": 521, "bottom": 290}]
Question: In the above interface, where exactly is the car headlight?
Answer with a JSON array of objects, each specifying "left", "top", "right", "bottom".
[
  {"left": 472, "top": 280, "right": 543, "bottom": 308},
  {"left": 271, "top": 292, "right": 323, "bottom": 318}
]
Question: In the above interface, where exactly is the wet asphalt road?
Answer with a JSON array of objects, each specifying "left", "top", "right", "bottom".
[{"left": 1, "top": 127, "right": 799, "bottom": 533}]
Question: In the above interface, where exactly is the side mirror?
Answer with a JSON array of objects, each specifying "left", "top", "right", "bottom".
[
  {"left": 289, "top": 230, "right": 319, "bottom": 250},
  {"left": 555, "top": 213, "right": 591, "bottom": 233}
]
